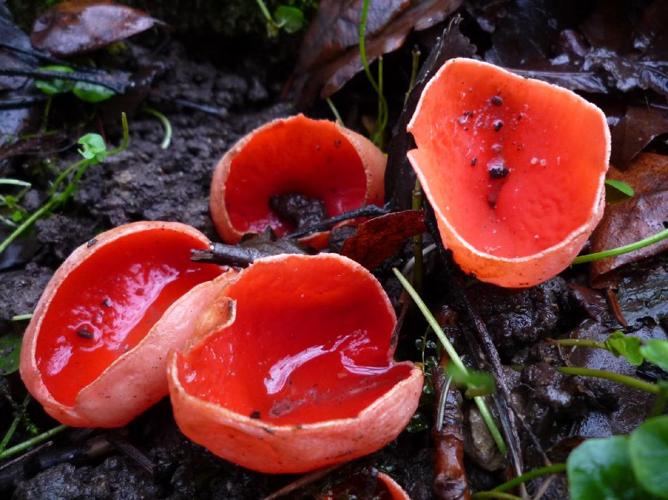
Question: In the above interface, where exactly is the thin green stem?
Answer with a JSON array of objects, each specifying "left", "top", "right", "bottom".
[
  {"left": 112, "top": 112, "right": 131, "bottom": 154},
  {"left": 411, "top": 180, "right": 424, "bottom": 292},
  {"left": 404, "top": 46, "right": 421, "bottom": 105},
  {"left": 393, "top": 268, "right": 466, "bottom": 372},
  {"left": 0, "top": 395, "right": 30, "bottom": 452},
  {"left": 491, "top": 463, "right": 566, "bottom": 493},
  {"left": 255, "top": 0, "right": 274, "bottom": 23},
  {"left": 0, "top": 425, "right": 67, "bottom": 461},
  {"left": 558, "top": 367, "right": 660, "bottom": 394},
  {"left": 0, "top": 196, "right": 60, "bottom": 254},
  {"left": 144, "top": 107, "right": 172, "bottom": 149},
  {"left": 649, "top": 385, "right": 668, "bottom": 418},
  {"left": 472, "top": 492, "right": 522, "bottom": 500},
  {"left": 325, "top": 97, "right": 343, "bottom": 126},
  {"left": 474, "top": 397, "right": 508, "bottom": 456},
  {"left": 393, "top": 268, "right": 507, "bottom": 455},
  {"left": 40, "top": 96, "right": 52, "bottom": 132},
  {"left": 552, "top": 338, "right": 607, "bottom": 350},
  {"left": 0, "top": 113, "right": 129, "bottom": 256},
  {"left": 0, "top": 179, "right": 31, "bottom": 188},
  {"left": 11, "top": 313, "right": 33, "bottom": 321},
  {"left": 573, "top": 228, "right": 668, "bottom": 264},
  {"left": 359, "top": 0, "right": 388, "bottom": 148}
]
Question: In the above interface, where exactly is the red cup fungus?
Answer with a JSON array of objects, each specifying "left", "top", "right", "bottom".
[
  {"left": 167, "top": 254, "right": 423, "bottom": 473},
  {"left": 408, "top": 58, "right": 611, "bottom": 287},
  {"left": 209, "top": 114, "right": 386, "bottom": 244},
  {"left": 20, "top": 221, "right": 224, "bottom": 427}
]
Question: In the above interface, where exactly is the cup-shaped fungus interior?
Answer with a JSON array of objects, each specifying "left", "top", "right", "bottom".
[
  {"left": 36, "top": 228, "right": 222, "bottom": 406},
  {"left": 225, "top": 116, "right": 367, "bottom": 236},
  {"left": 176, "top": 255, "right": 412, "bottom": 425},
  {"left": 409, "top": 58, "right": 608, "bottom": 258}
]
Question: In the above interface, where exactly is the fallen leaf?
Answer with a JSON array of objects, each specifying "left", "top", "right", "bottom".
[
  {"left": 0, "top": 5, "right": 33, "bottom": 90},
  {"left": 610, "top": 105, "right": 668, "bottom": 169},
  {"left": 0, "top": 332, "right": 21, "bottom": 375},
  {"left": 341, "top": 210, "right": 426, "bottom": 269},
  {"left": 590, "top": 153, "right": 668, "bottom": 287},
  {"left": 583, "top": 49, "right": 668, "bottom": 99},
  {"left": 31, "top": 0, "right": 162, "bottom": 57},
  {"left": 385, "top": 16, "right": 476, "bottom": 210},
  {"left": 291, "top": 0, "right": 461, "bottom": 105}
]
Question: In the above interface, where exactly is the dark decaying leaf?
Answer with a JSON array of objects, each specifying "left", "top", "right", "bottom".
[
  {"left": 590, "top": 153, "right": 668, "bottom": 287},
  {"left": 31, "top": 0, "right": 162, "bottom": 57},
  {"left": 610, "top": 105, "right": 668, "bottom": 169},
  {"left": 291, "top": 0, "right": 462, "bottom": 105},
  {"left": 385, "top": 16, "right": 476, "bottom": 210},
  {"left": 340, "top": 210, "right": 426, "bottom": 269},
  {"left": 510, "top": 68, "right": 608, "bottom": 94},
  {"left": 583, "top": 49, "right": 668, "bottom": 98},
  {"left": 0, "top": 4, "right": 34, "bottom": 90}
]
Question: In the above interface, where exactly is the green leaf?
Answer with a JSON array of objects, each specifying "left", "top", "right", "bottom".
[
  {"left": 640, "top": 340, "right": 668, "bottom": 372},
  {"left": 34, "top": 65, "right": 75, "bottom": 95},
  {"left": 274, "top": 5, "right": 305, "bottom": 33},
  {"left": 77, "top": 134, "right": 107, "bottom": 162},
  {"left": 605, "top": 331, "right": 644, "bottom": 366},
  {"left": 567, "top": 436, "right": 648, "bottom": 499},
  {"left": 0, "top": 333, "right": 22, "bottom": 375},
  {"left": 605, "top": 179, "right": 635, "bottom": 198},
  {"left": 72, "top": 82, "right": 115, "bottom": 103},
  {"left": 629, "top": 416, "right": 668, "bottom": 498},
  {"left": 446, "top": 362, "right": 495, "bottom": 398}
]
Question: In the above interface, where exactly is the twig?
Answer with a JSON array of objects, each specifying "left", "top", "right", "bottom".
[
  {"left": 287, "top": 204, "right": 389, "bottom": 239},
  {"left": 605, "top": 288, "right": 628, "bottom": 328},
  {"left": 263, "top": 464, "right": 342, "bottom": 500},
  {"left": 0, "top": 425, "right": 67, "bottom": 461},
  {"left": 432, "top": 354, "right": 469, "bottom": 499}
]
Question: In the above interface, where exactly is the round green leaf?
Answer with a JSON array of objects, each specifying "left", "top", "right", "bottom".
[
  {"left": 640, "top": 340, "right": 668, "bottom": 372},
  {"left": 568, "top": 436, "right": 647, "bottom": 499},
  {"left": 72, "top": 82, "right": 115, "bottom": 103},
  {"left": 605, "top": 331, "right": 644, "bottom": 366},
  {"left": 274, "top": 5, "right": 305, "bottom": 33},
  {"left": 630, "top": 416, "right": 668, "bottom": 498},
  {"left": 35, "top": 65, "right": 74, "bottom": 95},
  {"left": 77, "top": 133, "right": 107, "bottom": 162},
  {"left": 0, "top": 333, "right": 22, "bottom": 375}
]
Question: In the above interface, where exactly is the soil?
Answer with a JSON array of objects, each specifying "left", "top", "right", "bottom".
[{"left": 1, "top": 3, "right": 667, "bottom": 499}]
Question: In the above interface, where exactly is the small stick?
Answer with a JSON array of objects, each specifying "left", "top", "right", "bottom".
[
  {"left": 263, "top": 464, "right": 342, "bottom": 500},
  {"left": 605, "top": 288, "right": 628, "bottom": 328},
  {"left": 287, "top": 204, "right": 390, "bottom": 239},
  {"left": 432, "top": 354, "right": 470, "bottom": 500}
]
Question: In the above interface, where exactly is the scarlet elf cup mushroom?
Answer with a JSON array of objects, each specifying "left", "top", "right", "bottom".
[
  {"left": 408, "top": 58, "right": 611, "bottom": 287},
  {"left": 167, "top": 254, "right": 423, "bottom": 474},
  {"left": 209, "top": 114, "right": 386, "bottom": 244},
  {"left": 20, "top": 221, "right": 223, "bottom": 427}
]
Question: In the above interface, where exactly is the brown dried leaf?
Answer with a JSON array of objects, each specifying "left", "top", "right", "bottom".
[
  {"left": 341, "top": 210, "right": 426, "bottom": 269},
  {"left": 610, "top": 105, "right": 668, "bottom": 169},
  {"left": 292, "top": 0, "right": 462, "bottom": 105},
  {"left": 31, "top": 0, "right": 161, "bottom": 57},
  {"left": 591, "top": 153, "right": 668, "bottom": 287}
]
